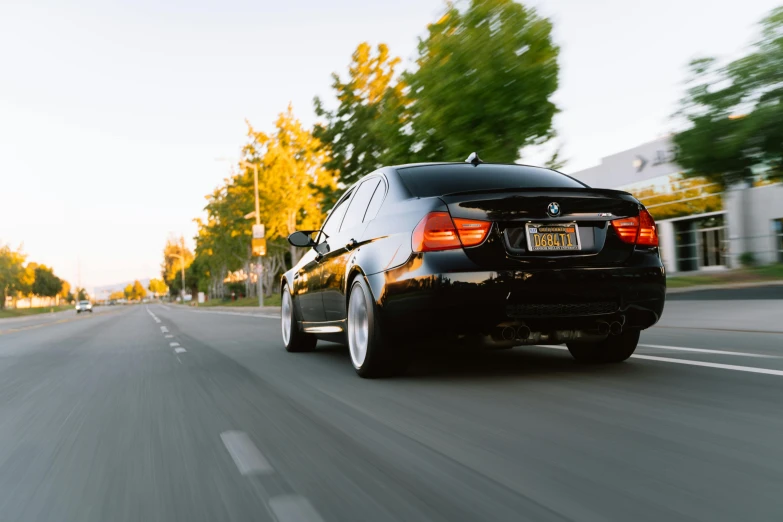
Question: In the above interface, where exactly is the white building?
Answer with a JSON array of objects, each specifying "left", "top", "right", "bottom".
[{"left": 570, "top": 137, "right": 783, "bottom": 274}]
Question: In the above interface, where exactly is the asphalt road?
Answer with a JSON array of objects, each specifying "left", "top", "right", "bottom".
[{"left": 0, "top": 294, "right": 781, "bottom": 522}]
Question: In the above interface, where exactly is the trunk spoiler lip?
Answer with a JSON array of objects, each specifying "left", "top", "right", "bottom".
[{"left": 440, "top": 186, "right": 635, "bottom": 198}]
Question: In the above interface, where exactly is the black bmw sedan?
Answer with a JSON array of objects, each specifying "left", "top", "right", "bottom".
[{"left": 282, "top": 156, "right": 665, "bottom": 378}]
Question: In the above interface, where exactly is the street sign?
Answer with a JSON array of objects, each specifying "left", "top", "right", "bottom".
[
  {"left": 252, "top": 237, "right": 267, "bottom": 256},
  {"left": 252, "top": 224, "right": 265, "bottom": 239}
]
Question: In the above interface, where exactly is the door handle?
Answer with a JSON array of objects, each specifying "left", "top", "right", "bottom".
[{"left": 345, "top": 238, "right": 358, "bottom": 250}]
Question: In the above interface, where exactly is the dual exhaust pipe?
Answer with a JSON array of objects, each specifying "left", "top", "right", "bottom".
[
  {"left": 597, "top": 320, "right": 623, "bottom": 336},
  {"left": 494, "top": 318, "right": 623, "bottom": 344},
  {"left": 500, "top": 325, "right": 531, "bottom": 341}
]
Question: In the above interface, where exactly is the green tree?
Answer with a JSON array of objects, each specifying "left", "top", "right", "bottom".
[
  {"left": 32, "top": 265, "right": 63, "bottom": 300},
  {"left": 402, "top": 0, "right": 560, "bottom": 162},
  {"left": 674, "top": 7, "right": 783, "bottom": 185},
  {"left": 0, "top": 244, "right": 26, "bottom": 309},
  {"left": 148, "top": 278, "right": 168, "bottom": 297},
  {"left": 77, "top": 288, "right": 87, "bottom": 301},
  {"left": 314, "top": 42, "right": 404, "bottom": 195}
]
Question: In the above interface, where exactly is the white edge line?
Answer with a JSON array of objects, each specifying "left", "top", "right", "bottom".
[
  {"left": 535, "top": 345, "right": 783, "bottom": 377},
  {"left": 630, "top": 354, "right": 783, "bottom": 376},
  {"left": 639, "top": 344, "right": 779, "bottom": 358},
  {"left": 220, "top": 431, "right": 273, "bottom": 475}
]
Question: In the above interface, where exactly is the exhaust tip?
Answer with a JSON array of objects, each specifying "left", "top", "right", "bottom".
[
  {"left": 609, "top": 321, "right": 622, "bottom": 335},
  {"left": 501, "top": 326, "right": 516, "bottom": 341},
  {"left": 516, "top": 325, "right": 531, "bottom": 340},
  {"left": 597, "top": 322, "right": 610, "bottom": 335}
]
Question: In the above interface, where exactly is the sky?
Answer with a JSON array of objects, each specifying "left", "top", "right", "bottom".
[{"left": 1, "top": 0, "right": 780, "bottom": 290}]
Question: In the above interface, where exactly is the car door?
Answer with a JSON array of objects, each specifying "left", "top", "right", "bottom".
[
  {"left": 296, "top": 193, "right": 352, "bottom": 323},
  {"left": 320, "top": 178, "right": 382, "bottom": 322},
  {"left": 292, "top": 247, "right": 325, "bottom": 322}
]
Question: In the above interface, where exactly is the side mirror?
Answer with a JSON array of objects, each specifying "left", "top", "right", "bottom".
[{"left": 287, "top": 231, "right": 317, "bottom": 248}]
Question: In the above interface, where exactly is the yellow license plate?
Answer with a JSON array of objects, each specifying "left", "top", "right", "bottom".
[{"left": 526, "top": 223, "right": 581, "bottom": 251}]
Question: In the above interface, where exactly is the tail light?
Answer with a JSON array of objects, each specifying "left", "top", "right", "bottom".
[
  {"left": 412, "top": 212, "right": 491, "bottom": 252},
  {"left": 611, "top": 209, "right": 658, "bottom": 247},
  {"left": 453, "top": 218, "right": 492, "bottom": 247},
  {"left": 636, "top": 209, "right": 659, "bottom": 246}
]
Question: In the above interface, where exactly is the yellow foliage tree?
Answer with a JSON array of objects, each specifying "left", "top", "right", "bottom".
[{"left": 245, "top": 104, "right": 338, "bottom": 263}]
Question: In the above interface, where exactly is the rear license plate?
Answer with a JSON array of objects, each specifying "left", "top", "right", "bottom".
[{"left": 525, "top": 223, "right": 581, "bottom": 251}]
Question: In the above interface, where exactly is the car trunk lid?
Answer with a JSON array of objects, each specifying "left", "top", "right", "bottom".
[{"left": 440, "top": 188, "right": 641, "bottom": 268}]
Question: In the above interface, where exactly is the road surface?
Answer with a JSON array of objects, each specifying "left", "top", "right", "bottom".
[{"left": 0, "top": 294, "right": 781, "bottom": 521}]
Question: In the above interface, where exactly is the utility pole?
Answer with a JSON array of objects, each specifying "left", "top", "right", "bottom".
[
  {"left": 180, "top": 236, "right": 186, "bottom": 304},
  {"left": 241, "top": 160, "right": 264, "bottom": 308},
  {"left": 253, "top": 163, "right": 263, "bottom": 308}
]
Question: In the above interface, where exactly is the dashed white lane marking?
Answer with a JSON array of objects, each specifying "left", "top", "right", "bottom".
[
  {"left": 158, "top": 304, "right": 171, "bottom": 310},
  {"left": 160, "top": 326, "right": 168, "bottom": 332},
  {"left": 537, "top": 346, "right": 783, "bottom": 377},
  {"left": 220, "top": 431, "right": 273, "bottom": 475},
  {"left": 169, "top": 342, "right": 180, "bottom": 347},
  {"left": 639, "top": 344, "right": 778, "bottom": 358},
  {"left": 268, "top": 495, "right": 325, "bottom": 522},
  {"left": 165, "top": 334, "right": 174, "bottom": 338},
  {"left": 174, "top": 347, "right": 186, "bottom": 354}
]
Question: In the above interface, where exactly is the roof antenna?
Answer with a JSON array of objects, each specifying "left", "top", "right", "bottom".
[{"left": 465, "top": 152, "right": 483, "bottom": 166}]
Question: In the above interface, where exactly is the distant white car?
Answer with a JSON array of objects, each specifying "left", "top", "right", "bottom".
[{"left": 76, "top": 300, "right": 93, "bottom": 314}]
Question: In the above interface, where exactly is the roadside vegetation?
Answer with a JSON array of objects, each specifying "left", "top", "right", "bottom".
[
  {"left": 0, "top": 304, "right": 73, "bottom": 319},
  {"left": 667, "top": 264, "right": 783, "bottom": 288},
  {"left": 0, "top": 243, "right": 73, "bottom": 310},
  {"left": 197, "top": 294, "right": 282, "bottom": 308}
]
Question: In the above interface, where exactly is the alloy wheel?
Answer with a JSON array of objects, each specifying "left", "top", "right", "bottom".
[
  {"left": 281, "top": 290, "right": 293, "bottom": 346},
  {"left": 348, "top": 285, "right": 369, "bottom": 369}
]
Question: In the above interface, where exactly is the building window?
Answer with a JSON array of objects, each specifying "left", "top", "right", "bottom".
[
  {"left": 674, "top": 214, "right": 727, "bottom": 272},
  {"left": 774, "top": 218, "right": 783, "bottom": 263}
]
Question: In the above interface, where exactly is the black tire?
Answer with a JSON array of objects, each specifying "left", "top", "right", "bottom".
[
  {"left": 567, "top": 329, "right": 640, "bottom": 363},
  {"left": 348, "top": 277, "right": 410, "bottom": 378},
  {"left": 281, "top": 285, "right": 317, "bottom": 353}
]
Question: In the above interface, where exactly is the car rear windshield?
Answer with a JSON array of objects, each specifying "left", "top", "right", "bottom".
[{"left": 396, "top": 164, "right": 587, "bottom": 197}]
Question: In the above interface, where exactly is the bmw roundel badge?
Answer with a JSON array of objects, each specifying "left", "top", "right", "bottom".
[{"left": 547, "top": 202, "right": 561, "bottom": 217}]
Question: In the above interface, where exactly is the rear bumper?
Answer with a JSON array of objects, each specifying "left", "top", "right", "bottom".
[{"left": 367, "top": 251, "right": 665, "bottom": 338}]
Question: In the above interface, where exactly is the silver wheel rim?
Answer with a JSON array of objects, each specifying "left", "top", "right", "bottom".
[
  {"left": 348, "top": 285, "right": 369, "bottom": 369},
  {"left": 281, "top": 290, "right": 292, "bottom": 346}
]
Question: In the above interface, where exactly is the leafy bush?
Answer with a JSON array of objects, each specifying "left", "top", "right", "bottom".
[{"left": 739, "top": 252, "right": 757, "bottom": 267}]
